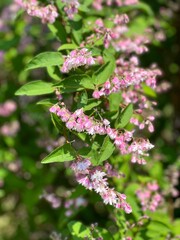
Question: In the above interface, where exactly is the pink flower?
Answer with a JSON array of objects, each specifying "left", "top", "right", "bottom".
[
  {"left": 0, "top": 100, "right": 17, "bottom": 117},
  {"left": 0, "top": 121, "right": 19, "bottom": 136},
  {"left": 123, "top": 203, "right": 132, "bottom": 214},
  {"left": 92, "top": 90, "right": 101, "bottom": 99},
  {"left": 101, "top": 189, "right": 117, "bottom": 205},
  {"left": 50, "top": 102, "right": 154, "bottom": 163},
  {"left": 70, "top": 158, "right": 131, "bottom": 213},
  {"left": 106, "top": 128, "right": 117, "bottom": 139},
  {"left": 62, "top": 0, "right": 79, "bottom": 19},
  {"left": 61, "top": 48, "right": 95, "bottom": 73},
  {"left": 114, "top": 136, "right": 124, "bottom": 146},
  {"left": 91, "top": 170, "right": 106, "bottom": 182},
  {"left": 136, "top": 182, "right": 162, "bottom": 211},
  {"left": 49, "top": 105, "right": 59, "bottom": 113},
  {"left": 77, "top": 175, "right": 93, "bottom": 190},
  {"left": 147, "top": 182, "right": 159, "bottom": 191},
  {"left": 76, "top": 159, "right": 91, "bottom": 172},
  {"left": 16, "top": 0, "right": 58, "bottom": 24}
]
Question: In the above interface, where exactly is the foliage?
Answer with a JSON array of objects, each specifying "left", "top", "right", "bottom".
[{"left": 0, "top": 0, "right": 179, "bottom": 240}]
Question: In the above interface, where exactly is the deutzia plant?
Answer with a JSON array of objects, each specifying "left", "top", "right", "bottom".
[{"left": 14, "top": 0, "right": 178, "bottom": 239}]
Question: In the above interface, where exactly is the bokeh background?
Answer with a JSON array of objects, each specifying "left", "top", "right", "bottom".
[{"left": 0, "top": 0, "right": 179, "bottom": 239}]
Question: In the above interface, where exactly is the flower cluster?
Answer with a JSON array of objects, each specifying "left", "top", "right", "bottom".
[
  {"left": 136, "top": 182, "right": 162, "bottom": 211},
  {"left": 81, "top": 14, "right": 163, "bottom": 136},
  {"left": 104, "top": 162, "right": 123, "bottom": 178},
  {"left": 0, "top": 100, "right": 17, "bottom": 117},
  {"left": 92, "top": 55, "right": 161, "bottom": 134},
  {"left": 92, "top": 57, "right": 162, "bottom": 99},
  {"left": 113, "top": 35, "right": 149, "bottom": 54},
  {"left": 0, "top": 100, "right": 19, "bottom": 137},
  {"left": 83, "top": 13, "right": 164, "bottom": 135},
  {"left": 122, "top": 89, "right": 157, "bottom": 112},
  {"left": 130, "top": 115, "right": 155, "bottom": 133},
  {"left": 62, "top": 0, "right": 79, "bottom": 19},
  {"left": 61, "top": 48, "right": 95, "bottom": 73},
  {"left": 90, "top": 13, "right": 150, "bottom": 54},
  {"left": 15, "top": 0, "right": 58, "bottom": 24},
  {"left": 165, "top": 165, "right": 179, "bottom": 198},
  {"left": 50, "top": 103, "right": 154, "bottom": 164},
  {"left": 91, "top": 14, "right": 130, "bottom": 49},
  {"left": 0, "top": 121, "right": 20, "bottom": 137},
  {"left": 71, "top": 158, "right": 132, "bottom": 213}
]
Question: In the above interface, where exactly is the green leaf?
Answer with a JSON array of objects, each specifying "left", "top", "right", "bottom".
[
  {"left": 93, "top": 60, "right": 116, "bottom": 85},
  {"left": 55, "top": 74, "right": 94, "bottom": 93},
  {"left": 103, "top": 48, "right": 116, "bottom": 62},
  {"left": 142, "top": 84, "right": 157, "bottom": 98},
  {"left": 80, "top": 91, "right": 88, "bottom": 104},
  {"left": 81, "top": 141, "right": 101, "bottom": 166},
  {"left": 115, "top": 103, "right": 133, "bottom": 128},
  {"left": 147, "top": 212, "right": 171, "bottom": 226},
  {"left": 124, "top": 183, "right": 141, "bottom": 219},
  {"left": 108, "top": 92, "right": 122, "bottom": 112},
  {"left": 25, "top": 52, "right": 63, "bottom": 70},
  {"left": 15, "top": 80, "right": 54, "bottom": 96},
  {"left": 77, "top": 91, "right": 88, "bottom": 109},
  {"left": 82, "top": 0, "right": 93, "bottom": 7},
  {"left": 70, "top": 16, "right": 83, "bottom": 45},
  {"left": 68, "top": 221, "right": 91, "bottom": 239},
  {"left": 138, "top": 175, "right": 153, "bottom": 183},
  {"left": 147, "top": 220, "right": 171, "bottom": 235},
  {"left": 83, "top": 99, "right": 101, "bottom": 111},
  {"left": 0, "top": 37, "right": 20, "bottom": 51},
  {"left": 51, "top": 113, "right": 63, "bottom": 133},
  {"left": 136, "top": 2, "right": 154, "bottom": 16},
  {"left": 98, "top": 136, "right": 115, "bottom": 164},
  {"left": 78, "top": 5, "right": 90, "bottom": 12},
  {"left": 71, "top": 185, "right": 87, "bottom": 199},
  {"left": 47, "top": 66, "right": 62, "bottom": 81},
  {"left": 91, "top": 47, "right": 102, "bottom": 56},
  {"left": 93, "top": 227, "right": 113, "bottom": 240},
  {"left": 41, "top": 144, "right": 76, "bottom": 164},
  {"left": 149, "top": 162, "right": 163, "bottom": 182},
  {"left": 36, "top": 99, "right": 57, "bottom": 106},
  {"left": 120, "top": 2, "right": 154, "bottom": 16},
  {"left": 173, "top": 220, "right": 180, "bottom": 235},
  {"left": 48, "top": 22, "right": 67, "bottom": 43},
  {"left": 77, "top": 147, "right": 91, "bottom": 158},
  {"left": 58, "top": 43, "right": 78, "bottom": 51},
  {"left": 128, "top": 16, "right": 154, "bottom": 36}
]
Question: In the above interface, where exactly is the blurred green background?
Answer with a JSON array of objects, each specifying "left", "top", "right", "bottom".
[{"left": 0, "top": 0, "right": 179, "bottom": 239}]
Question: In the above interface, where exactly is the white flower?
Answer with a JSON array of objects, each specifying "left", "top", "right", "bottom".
[
  {"left": 91, "top": 170, "right": 106, "bottom": 182},
  {"left": 76, "top": 159, "right": 91, "bottom": 171}
]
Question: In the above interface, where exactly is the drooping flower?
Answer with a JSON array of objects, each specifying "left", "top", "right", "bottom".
[
  {"left": 62, "top": 0, "right": 80, "bottom": 19},
  {"left": 70, "top": 158, "right": 132, "bottom": 213},
  {"left": 61, "top": 48, "right": 95, "bottom": 73},
  {"left": 50, "top": 103, "right": 154, "bottom": 163},
  {"left": 136, "top": 182, "right": 163, "bottom": 211},
  {"left": 15, "top": 0, "right": 58, "bottom": 24},
  {"left": 0, "top": 100, "right": 17, "bottom": 117}
]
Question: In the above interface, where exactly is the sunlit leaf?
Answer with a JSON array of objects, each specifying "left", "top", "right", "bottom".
[
  {"left": 25, "top": 52, "right": 63, "bottom": 70},
  {"left": 115, "top": 104, "right": 133, "bottom": 128},
  {"left": 15, "top": 80, "right": 54, "bottom": 96},
  {"left": 41, "top": 144, "right": 76, "bottom": 164}
]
